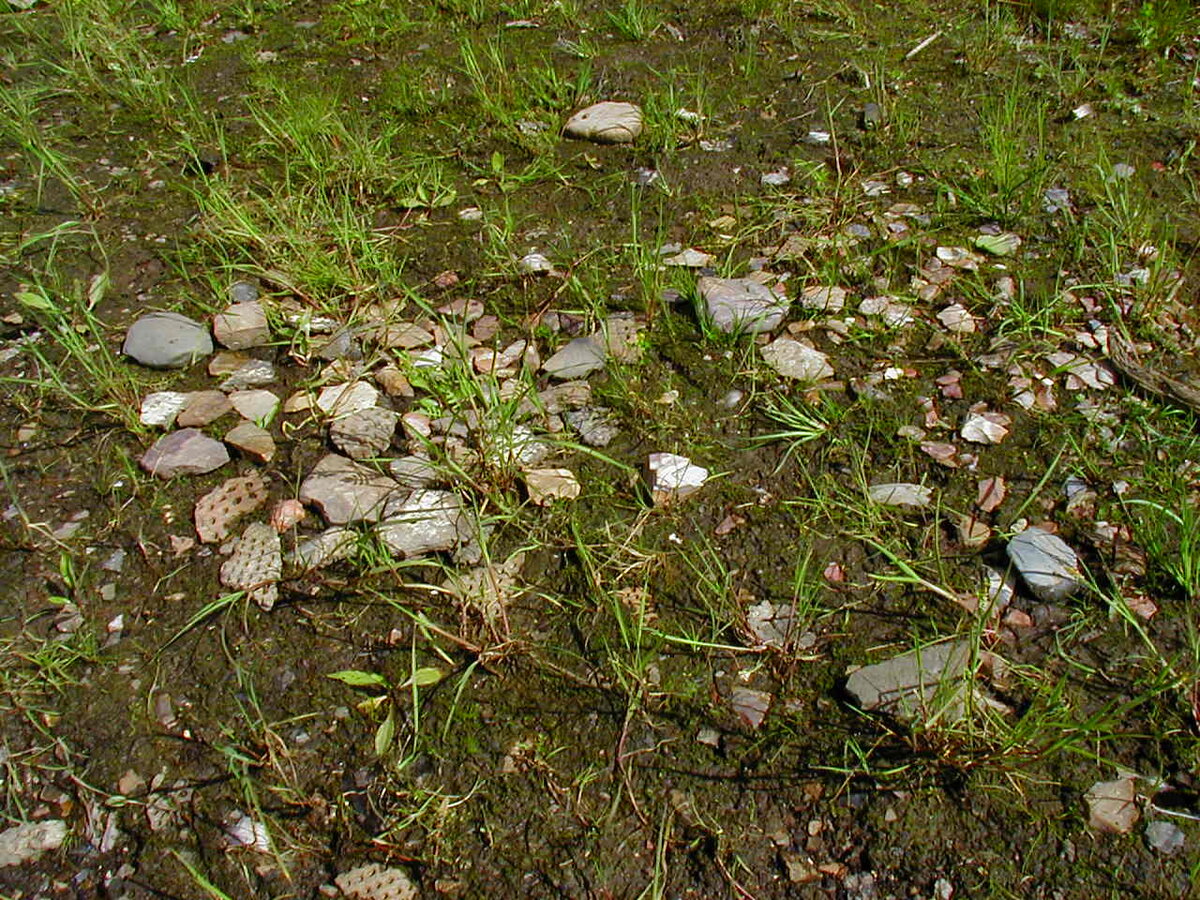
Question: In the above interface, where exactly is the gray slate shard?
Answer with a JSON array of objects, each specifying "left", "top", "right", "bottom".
[
  {"left": 1006, "top": 527, "right": 1082, "bottom": 601},
  {"left": 123, "top": 311, "right": 213, "bottom": 368},
  {"left": 286, "top": 527, "right": 356, "bottom": 571},
  {"left": 389, "top": 455, "right": 441, "bottom": 489},
  {"left": 845, "top": 640, "right": 973, "bottom": 723},
  {"left": 212, "top": 301, "right": 270, "bottom": 350},
  {"left": 139, "top": 428, "right": 230, "bottom": 478},
  {"left": 330, "top": 408, "right": 399, "bottom": 459},
  {"left": 298, "top": 454, "right": 400, "bottom": 524},
  {"left": 543, "top": 336, "right": 605, "bottom": 380},
  {"left": 698, "top": 276, "right": 789, "bottom": 334},
  {"left": 563, "top": 101, "right": 643, "bottom": 144},
  {"left": 376, "top": 489, "right": 469, "bottom": 559},
  {"left": 563, "top": 407, "right": 619, "bottom": 447},
  {"left": 0, "top": 819, "right": 67, "bottom": 868}
]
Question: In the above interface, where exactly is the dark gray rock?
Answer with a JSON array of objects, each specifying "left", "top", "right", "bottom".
[
  {"left": 1007, "top": 528, "right": 1082, "bottom": 601},
  {"left": 543, "top": 336, "right": 605, "bottom": 380},
  {"left": 845, "top": 640, "right": 973, "bottom": 722},
  {"left": 122, "top": 311, "right": 212, "bottom": 368}
]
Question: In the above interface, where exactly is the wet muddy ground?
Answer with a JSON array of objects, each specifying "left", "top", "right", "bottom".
[{"left": 1, "top": 0, "right": 1199, "bottom": 897}]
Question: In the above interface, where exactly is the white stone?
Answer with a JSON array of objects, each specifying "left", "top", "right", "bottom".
[
  {"left": 647, "top": 453, "right": 708, "bottom": 504},
  {"left": 139, "top": 391, "right": 188, "bottom": 427},
  {"left": 699, "top": 276, "right": 789, "bottom": 334},
  {"left": 316, "top": 382, "right": 379, "bottom": 417},
  {"left": 563, "top": 101, "right": 643, "bottom": 144},
  {"left": 868, "top": 483, "right": 932, "bottom": 508},
  {"left": 760, "top": 337, "right": 834, "bottom": 382}
]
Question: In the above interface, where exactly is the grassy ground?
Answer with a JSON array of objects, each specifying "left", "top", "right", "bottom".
[{"left": 1, "top": 0, "right": 1199, "bottom": 897}]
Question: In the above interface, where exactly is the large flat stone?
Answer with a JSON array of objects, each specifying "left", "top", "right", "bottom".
[
  {"left": 123, "top": 311, "right": 212, "bottom": 369},
  {"left": 139, "top": 428, "right": 229, "bottom": 479},
  {"left": 298, "top": 454, "right": 400, "bottom": 524},
  {"left": 699, "top": 276, "right": 789, "bottom": 334},
  {"left": 845, "top": 640, "right": 973, "bottom": 723}
]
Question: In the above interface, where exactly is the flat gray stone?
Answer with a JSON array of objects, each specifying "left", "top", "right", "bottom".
[
  {"left": 219, "top": 359, "right": 276, "bottom": 391},
  {"left": 845, "top": 640, "right": 973, "bottom": 723},
  {"left": 543, "top": 336, "right": 605, "bottom": 380},
  {"left": 122, "top": 311, "right": 212, "bottom": 369},
  {"left": 330, "top": 407, "right": 399, "bottom": 459},
  {"left": 298, "top": 454, "right": 400, "bottom": 524},
  {"left": 213, "top": 301, "right": 270, "bottom": 350},
  {"left": 376, "top": 489, "right": 469, "bottom": 559},
  {"left": 563, "top": 101, "right": 643, "bottom": 144},
  {"left": 1146, "top": 820, "right": 1185, "bottom": 855},
  {"left": 139, "top": 428, "right": 230, "bottom": 479},
  {"left": 699, "top": 276, "right": 789, "bottom": 334},
  {"left": 228, "top": 389, "right": 279, "bottom": 424},
  {"left": 229, "top": 281, "right": 258, "bottom": 303},
  {"left": 1086, "top": 777, "right": 1139, "bottom": 834},
  {"left": 177, "top": 390, "right": 233, "bottom": 427},
  {"left": 286, "top": 527, "right": 357, "bottom": 571},
  {"left": 389, "top": 455, "right": 441, "bottom": 489},
  {"left": 563, "top": 407, "right": 619, "bottom": 447},
  {"left": 1007, "top": 528, "right": 1082, "bottom": 601}
]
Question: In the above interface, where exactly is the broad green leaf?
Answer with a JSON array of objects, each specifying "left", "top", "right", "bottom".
[
  {"left": 402, "top": 666, "right": 444, "bottom": 689},
  {"left": 327, "top": 669, "right": 388, "bottom": 688},
  {"left": 374, "top": 707, "right": 396, "bottom": 756},
  {"left": 87, "top": 272, "right": 109, "bottom": 310},
  {"left": 15, "top": 289, "right": 55, "bottom": 312}
]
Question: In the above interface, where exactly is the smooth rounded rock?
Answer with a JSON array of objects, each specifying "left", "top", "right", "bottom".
[
  {"left": 563, "top": 101, "right": 643, "bottom": 144},
  {"left": 122, "top": 311, "right": 213, "bottom": 369}
]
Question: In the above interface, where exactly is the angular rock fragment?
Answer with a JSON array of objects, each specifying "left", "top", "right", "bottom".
[
  {"left": 220, "top": 522, "right": 281, "bottom": 611},
  {"left": 299, "top": 454, "right": 400, "bottom": 524},
  {"left": 139, "top": 429, "right": 230, "bottom": 478},
  {"left": 317, "top": 382, "right": 380, "bottom": 417},
  {"left": 0, "top": 819, "right": 67, "bottom": 867},
  {"left": 647, "top": 453, "right": 708, "bottom": 505},
  {"left": 177, "top": 390, "right": 233, "bottom": 427},
  {"left": 229, "top": 389, "right": 279, "bottom": 424},
  {"left": 760, "top": 337, "right": 834, "bottom": 382},
  {"left": 730, "top": 687, "right": 771, "bottom": 729},
  {"left": 330, "top": 408, "right": 399, "bottom": 460},
  {"left": 140, "top": 391, "right": 189, "bottom": 428},
  {"left": 1006, "top": 528, "right": 1082, "bottom": 601},
  {"left": 563, "top": 101, "right": 643, "bottom": 144},
  {"left": 122, "top": 311, "right": 212, "bottom": 369},
  {"left": 219, "top": 359, "right": 277, "bottom": 391},
  {"left": 224, "top": 422, "right": 275, "bottom": 462},
  {"left": 799, "top": 285, "right": 847, "bottom": 313},
  {"left": 376, "top": 490, "right": 469, "bottom": 558},
  {"left": 867, "top": 483, "right": 932, "bottom": 508},
  {"left": 212, "top": 300, "right": 270, "bottom": 349},
  {"left": 524, "top": 468, "right": 581, "bottom": 505},
  {"left": 194, "top": 472, "right": 269, "bottom": 543},
  {"left": 699, "top": 276, "right": 789, "bottom": 334},
  {"left": 389, "top": 455, "right": 441, "bottom": 489},
  {"left": 543, "top": 336, "right": 605, "bottom": 380},
  {"left": 286, "top": 527, "right": 356, "bottom": 570},
  {"left": 1085, "top": 777, "right": 1139, "bottom": 834},
  {"left": 563, "top": 407, "right": 619, "bottom": 447},
  {"left": 845, "top": 640, "right": 973, "bottom": 722}
]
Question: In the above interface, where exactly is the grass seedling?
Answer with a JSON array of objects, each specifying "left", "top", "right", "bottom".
[{"left": 748, "top": 392, "right": 838, "bottom": 473}]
